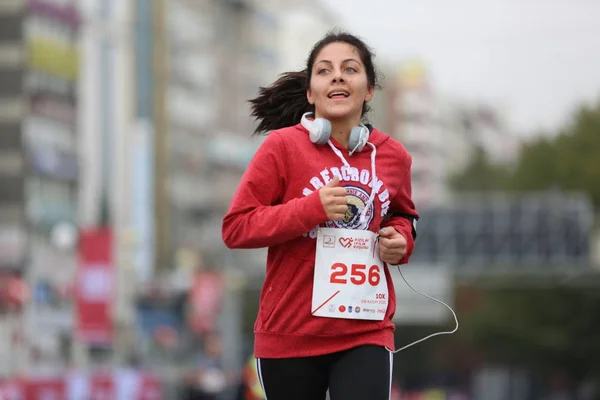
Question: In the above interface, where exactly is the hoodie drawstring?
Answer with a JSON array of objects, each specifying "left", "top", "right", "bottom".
[{"left": 327, "top": 140, "right": 377, "bottom": 229}]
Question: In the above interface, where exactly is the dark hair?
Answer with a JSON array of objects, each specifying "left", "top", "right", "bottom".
[{"left": 249, "top": 30, "right": 380, "bottom": 135}]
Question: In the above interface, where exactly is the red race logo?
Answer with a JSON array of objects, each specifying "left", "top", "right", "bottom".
[{"left": 339, "top": 237, "right": 353, "bottom": 248}]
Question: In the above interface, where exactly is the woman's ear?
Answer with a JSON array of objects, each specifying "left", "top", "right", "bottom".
[
  {"left": 365, "top": 86, "right": 375, "bottom": 102},
  {"left": 307, "top": 89, "right": 315, "bottom": 105}
]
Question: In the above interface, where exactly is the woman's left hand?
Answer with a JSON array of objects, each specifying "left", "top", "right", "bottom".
[{"left": 378, "top": 228, "right": 407, "bottom": 265}]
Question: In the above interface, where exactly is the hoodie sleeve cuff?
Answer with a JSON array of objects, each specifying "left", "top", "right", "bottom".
[
  {"left": 294, "top": 190, "right": 329, "bottom": 231},
  {"left": 385, "top": 219, "right": 415, "bottom": 265}
]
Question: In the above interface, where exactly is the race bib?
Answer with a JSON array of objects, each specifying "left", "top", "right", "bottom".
[{"left": 311, "top": 228, "right": 389, "bottom": 321}]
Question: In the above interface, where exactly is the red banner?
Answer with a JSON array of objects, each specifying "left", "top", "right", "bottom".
[
  {"left": 0, "top": 371, "right": 163, "bottom": 400},
  {"left": 0, "top": 378, "right": 24, "bottom": 399},
  {"left": 138, "top": 373, "right": 162, "bottom": 400},
  {"left": 23, "top": 377, "right": 66, "bottom": 400},
  {"left": 188, "top": 270, "right": 225, "bottom": 335},
  {"left": 75, "top": 229, "right": 114, "bottom": 345},
  {"left": 90, "top": 372, "right": 113, "bottom": 400}
]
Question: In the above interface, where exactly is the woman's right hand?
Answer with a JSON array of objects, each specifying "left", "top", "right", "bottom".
[{"left": 319, "top": 176, "right": 348, "bottom": 221}]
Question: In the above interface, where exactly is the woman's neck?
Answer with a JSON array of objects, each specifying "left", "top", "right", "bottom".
[{"left": 321, "top": 115, "right": 362, "bottom": 149}]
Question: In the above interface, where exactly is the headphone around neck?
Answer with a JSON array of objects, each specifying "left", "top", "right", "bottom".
[{"left": 301, "top": 112, "right": 371, "bottom": 153}]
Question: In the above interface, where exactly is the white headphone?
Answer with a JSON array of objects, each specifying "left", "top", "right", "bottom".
[{"left": 301, "top": 112, "right": 370, "bottom": 154}]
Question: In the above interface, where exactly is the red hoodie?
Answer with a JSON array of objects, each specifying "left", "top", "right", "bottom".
[{"left": 222, "top": 123, "right": 418, "bottom": 358}]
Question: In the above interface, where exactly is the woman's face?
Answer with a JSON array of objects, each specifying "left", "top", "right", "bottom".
[{"left": 307, "top": 42, "right": 373, "bottom": 123}]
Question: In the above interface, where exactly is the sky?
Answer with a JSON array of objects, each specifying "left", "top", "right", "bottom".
[{"left": 323, "top": 0, "right": 600, "bottom": 137}]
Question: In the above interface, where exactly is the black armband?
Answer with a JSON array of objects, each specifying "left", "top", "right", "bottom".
[{"left": 384, "top": 212, "right": 419, "bottom": 240}]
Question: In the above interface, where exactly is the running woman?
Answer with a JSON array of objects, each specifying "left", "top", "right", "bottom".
[{"left": 222, "top": 30, "right": 419, "bottom": 400}]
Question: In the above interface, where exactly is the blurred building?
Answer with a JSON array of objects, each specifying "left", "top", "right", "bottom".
[
  {"left": 275, "top": 0, "right": 335, "bottom": 73},
  {"left": 0, "top": 0, "right": 81, "bottom": 374},
  {"left": 71, "top": 0, "right": 342, "bottom": 373},
  {"left": 390, "top": 60, "right": 444, "bottom": 206},
  {"left": 77, "top": 0, "right": 141, "bottom": 368},
  {"left": 166, "top": 0, "right": 278, "bottom": 270},
  {"left": 366, "top": 62, "right": 396, "bottom": 136},
  {"left": 208, "top": 0, "right": 336, "bottom": 270},
  {"left": 455, "top": 102, "right": 518, "bottom": 165},
  {"left": 390, "top": 59, "right": 518, "bottom": 207},
  {"left": 165, "top": 0, "right": 336, "bottom": 275},
  {"left": 166, "top": 0, "right": 216, "bottom": 277},
  {"left": 159, "top": 0, "right": 340, "bottom": 372}
]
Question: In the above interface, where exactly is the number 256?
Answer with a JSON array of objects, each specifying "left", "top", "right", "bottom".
[{"left": 330, "top": 263, "right": 381, "bottom": 286}]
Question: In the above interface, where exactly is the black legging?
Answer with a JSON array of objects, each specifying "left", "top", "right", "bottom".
[{"left": 256, "top": 345, "right": 393, "bottom": 400}]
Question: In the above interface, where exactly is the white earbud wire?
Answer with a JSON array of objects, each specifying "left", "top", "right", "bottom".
[{"left": 389, "top": 264, "right": 459, "bottom": 353}]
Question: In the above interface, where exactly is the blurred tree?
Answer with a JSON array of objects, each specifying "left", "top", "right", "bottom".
[
  {"left": 448, "top": 145, "right": 511, "bottom": 192},
  {"left": 508, "top": 137, "right": 560, "bottom": 192},
  {"left": 462, "top": 288, "right": 600, "bottom": 385},
  {"left": 508, "top": 100, "right": 600, "bottom": 209},
  {"left": 448, "top": 97, "right": 600, "bottom": 389},
  {"left": 451, "top": 97, "right": 600, "bottom": 207}
]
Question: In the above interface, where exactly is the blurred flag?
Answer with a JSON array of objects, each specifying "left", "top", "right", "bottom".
[
  {"left": 188, "top": 270, "right": 225, "bottom": 335},
  {"left": 75, "top": 228, "right": 114, "bottom": 345}
]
